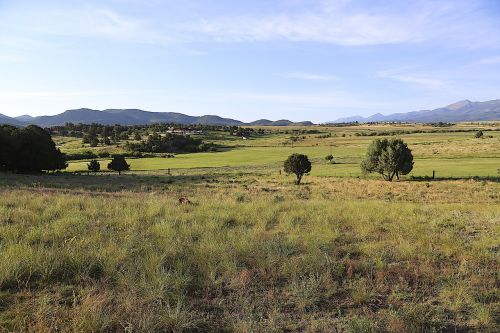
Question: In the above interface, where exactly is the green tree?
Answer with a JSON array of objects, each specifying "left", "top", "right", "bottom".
[
  {"left": 325, "top": 154, "right": 334, "bottom": 163},
  {"left": 0, "top": 125, "right": 67, "bottom": 173},
  {"left": 102, "top": 126, "right": 112, "bottom": 138},
  {"left": 87, "top": 159, "right": 100, "bottom": 172},
  {"left": 475, "top": 130, "right": 483, "bottom": 138},
  {"left": 360, "top": 138, "right": 413, "bottom": 181},
  {"left": 284, "top": 153, "right": 312, "bottom": 185},
  {"left": 107, "top": 156, "right": 130, "bottom": 175},
  {"left": 0, "top": 125, "right": 15, "bottom": 170},
  {"left": 89, "top": 137, "right": 99, "bottom": 147}
]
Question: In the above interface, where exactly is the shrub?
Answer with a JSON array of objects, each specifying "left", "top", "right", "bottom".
[
  {"left": 97, "top": 152, "right": 110, "bottom": 158},
  {"left": 87, "top": 160, "right": 100, "bottom": 172},
  {"left": 65, "top": 151, "right": 98, "bottom": 161}
]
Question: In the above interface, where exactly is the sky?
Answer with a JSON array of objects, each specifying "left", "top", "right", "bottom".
[{"left": 1, "top": 0, "right": 500, "bottom": 122}]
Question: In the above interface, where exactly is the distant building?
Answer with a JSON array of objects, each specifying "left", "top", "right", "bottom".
[{"left": 166, "top": 129, "right": 203, "bottom": 135}]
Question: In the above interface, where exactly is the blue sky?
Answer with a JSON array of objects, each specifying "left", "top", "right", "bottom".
[{"left": 1, "top": 0, "right": 500, "bottom": 122}]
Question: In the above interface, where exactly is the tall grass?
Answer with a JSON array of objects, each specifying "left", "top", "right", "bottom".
[{"left": 0, "top": 175, "right": 498, "bottom": 332}]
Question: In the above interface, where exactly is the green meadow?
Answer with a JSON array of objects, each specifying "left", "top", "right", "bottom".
[
  {"left": 63, "top": 124, "right": 500, "bottom": 179},
  {"left": 1, "top": 123, "right": 499, "bottom": 332}
]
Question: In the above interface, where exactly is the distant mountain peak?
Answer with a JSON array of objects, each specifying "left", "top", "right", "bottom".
[
  {"left": 15, "top": 114, "right": 34, "bottom": 120},
  {"left": 330, "top": 98, "right": 500, "bottom": 123},
  {"left": 446, "top": 100, "right": 473, "bottom": 111}
]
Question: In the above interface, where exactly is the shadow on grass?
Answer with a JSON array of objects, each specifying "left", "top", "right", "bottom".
[
  {"left": 0, "top": 169, "right": 263, "bottom": 193},
  {"left": 409, "top": 175, "right": 500, "bottom": 182}
]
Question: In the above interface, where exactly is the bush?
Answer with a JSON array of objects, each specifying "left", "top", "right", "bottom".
[
  {"left": 87, "top": 160, "right": 100, "bottom": 172},
  {"left": 65, "top": 151, "right": 98, "bottom": 161},
  {"left": 97, "top": 152, "right": 110, "bottom": 158}
]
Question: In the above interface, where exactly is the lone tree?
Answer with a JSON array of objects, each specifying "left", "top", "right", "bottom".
[
  {"left": 87, "top": 159, "right": 100, "bottom": 172},
  {"left": 284, "top": 153, "right": 312, "bottom": 185},
  {"left": 475, "top": 130, "right": 483, "bottom": 138},
  {"left": 325, "top": 154, "right": 334, "bottom": 163},
  {"left": 361, "top": 138, "right": 413, "bottom": 181},
  {"left": 107, "top": 156, "right": 130, "bottom": 175}
]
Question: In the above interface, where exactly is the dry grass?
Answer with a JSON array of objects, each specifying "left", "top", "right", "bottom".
[{"left": 0, "top": 173, "right": 498, "bottom": 332}]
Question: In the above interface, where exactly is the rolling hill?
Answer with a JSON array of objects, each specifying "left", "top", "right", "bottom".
[
  {"left": 0, "top": 108, "right": 310, "bottom": 127},
  {"left": 248, "top": 119, "right": 314, "bottom": 126},
  {"left": 0, "top": 113, "right": 26, "bottom": 127},
  {"left": 2, "top": 98, "right": 500, "bottom": 127},
  {"left": 29, "top": 108, "right": 247, "bottom": 127},
  {"left": 331, "top": 99, "right": 500, "bottom": 123}
]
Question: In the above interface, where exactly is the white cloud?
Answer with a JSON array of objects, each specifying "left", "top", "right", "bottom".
[
  {"left": 185, "top": 0, "right": 500, "bottom": 47},
  {"left": 285, "top": 72, "right": 338, "bottom": 81},
  {"left": 1, "top": 6, "right": 171, "bottom": 45},
  {"left": 4, "top": 1, "right": 498, "bottom": 48},
  {"left": 377, "top": 70, "right": 447, "bottom": 89},
  {"left": 191, "top": 12, "right": 419, "bottom": 46}
]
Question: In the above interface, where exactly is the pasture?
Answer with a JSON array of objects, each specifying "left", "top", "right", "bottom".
[
  {"left": 0, "top": 123, "right": 499, "bottom": 332},
  {"left": 61, "top": 123, "right": 500, "bottom": 179}
]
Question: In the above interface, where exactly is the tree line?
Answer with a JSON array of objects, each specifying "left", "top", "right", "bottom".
[
  {"left": 0, "top": 124, "right": 415, "bottom": 181},
  {"left": 49, "top": 122, "right": 262, "bottom": 139},
  {"left": 126, "top": 133, "right": 214, "bottom": 153},
  {"left": 0, "top": 125, "right": 67, "bottom": 173}
]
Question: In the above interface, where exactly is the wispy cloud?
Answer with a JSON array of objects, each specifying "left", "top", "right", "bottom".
[
  {"left": 186, "top": 0, "right": 500, "bottom": 47},
  {"left": 285, "top": 72, "right": 338, "bottom": 81},
  {"left": 4, "top": 1, "right": 499, "bottom": 48},
  {"left": 377, "top": 70, "right": 447, "bottom": 89},
  {"left": 0, "top": 90, "right": 117, "bottom": 98},
  {"left": 192, "top": 12, "right": 418, "bottom": 46},
  {"left": 1, "top": 6, "right": 171, "bottom": 45}
]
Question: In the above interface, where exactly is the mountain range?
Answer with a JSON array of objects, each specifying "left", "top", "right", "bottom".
[
  {"left": 331, "top": 99, "right": 500, "bottom": 123},
  {"left": 1, "top": 99, "right": 499, "bottom": 127},
  {"left": 0, "top": 108, "right": 313, "bottom": 127}
]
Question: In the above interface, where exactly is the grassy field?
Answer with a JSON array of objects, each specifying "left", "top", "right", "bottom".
[
  {"left": 61, "top": 124, "right": 500, "bottom": 179},
  {"left": 1, "top": 123, "right": 499, "bottom": 332}
]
